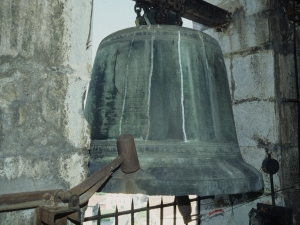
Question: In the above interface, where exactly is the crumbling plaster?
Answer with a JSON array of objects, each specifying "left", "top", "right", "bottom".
[{"left": 0, "top": 0, "right": 92, "bottom": 223}]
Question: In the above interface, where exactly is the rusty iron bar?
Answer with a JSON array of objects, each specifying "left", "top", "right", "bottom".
[
  {"left": 131, "top": 199, "right": 134, "bottom": 225},
  {"left": 0, "top": 189, "right": 61, "bottom": 212},
  {"left": 173, "top": 200, "right": 177, "bottom": 225},
  {"left": 36, "top": 206, "right": 73, "bottom": 225},
  {"left": 147, "top": 199, "right": 150, "bottom": 224},
  {"left": 0, "top": 157, "right": 121, "bottom": 213},
  {"left": 115, "top": 206, "right": 119, "bottom": 225},
  {"left": 197, "top": 196, "right": 201, "bottom": 225},
  {"left": 160, "top": 197, "right": 164, "bottom": 225},
  {"left": 117, "top": 134, "right": 140, "bottom": 174},
  {"left": 77, "top": 175, "right": 111, "bottom": 206},
  {"left": 97, "top": 207, "right": 101, "bottom": 225},
  {"left": 133, "top": 0, "right": 231, "bottom": 27},
  {"left": 69, "top": 156, "right": 123, "bottom": 197}
]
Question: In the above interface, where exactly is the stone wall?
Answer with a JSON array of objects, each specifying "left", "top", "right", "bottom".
[
  {"left": 0, "top": 0, "right": 92, "bottom": 223},
  {"left": 194, "top": 0, "right": 300, "bottom": 224}
]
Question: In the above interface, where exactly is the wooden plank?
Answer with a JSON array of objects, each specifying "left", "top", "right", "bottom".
[{"left": 133, "top": 0, "right": 231, "bottom": 27}]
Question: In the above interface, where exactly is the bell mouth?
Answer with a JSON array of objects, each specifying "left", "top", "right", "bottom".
[{"left": 89, "top": 140, "right": 264, "bottom": 196}]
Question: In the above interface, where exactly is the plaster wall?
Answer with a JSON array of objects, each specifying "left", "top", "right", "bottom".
[
  {"left": 194, "top": 0, "right": 299, "bottom": 224},
  {"left": 0, "top": 0, "right": 92, "bottom": 223}
]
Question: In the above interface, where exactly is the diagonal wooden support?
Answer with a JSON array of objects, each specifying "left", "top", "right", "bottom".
[{"left": 133, "top": 0, "right": 231, "bottom": 27}]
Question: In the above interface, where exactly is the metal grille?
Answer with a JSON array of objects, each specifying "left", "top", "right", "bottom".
[{"left": 84, "top": 196, "right": 202, "bottom": 225}]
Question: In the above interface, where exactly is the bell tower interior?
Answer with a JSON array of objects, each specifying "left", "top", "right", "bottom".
[{"left": 0, "top": 0, "right": 300, "bottom": 224}]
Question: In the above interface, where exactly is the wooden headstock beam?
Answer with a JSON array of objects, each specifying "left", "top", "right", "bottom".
[{"left": 133, "top": 0, "right": 231, "bottom": 27}]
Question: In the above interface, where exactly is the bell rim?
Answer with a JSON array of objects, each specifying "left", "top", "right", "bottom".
[{"left": 89, "top": 158, "right": 264, "bottom": 196}]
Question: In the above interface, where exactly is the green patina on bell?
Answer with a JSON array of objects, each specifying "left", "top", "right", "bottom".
[{"left": 84, "top": 25, "right": 263, "bottom": 196}]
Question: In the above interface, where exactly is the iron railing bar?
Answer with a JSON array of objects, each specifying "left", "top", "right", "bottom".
[
  {"left": 197, "top": 196, "right": 201, "bottom": 225},
  {"left": 115, "top": 206, "right": 118, "bottom": 225},
  {"left": 147, "top": 199, "right": 150, "bottom": 225},
  {"left": 84, "top": 196, "right": 211, "bottom": 222},
  {"left": 160, "top": 197, "right": 163, "bottom": 225},
  {"left": 173, "top": 198, "right": 176, "bottom": 225},
  {"left": 131, "top": 199, "right": 134, "bottom": 225},
  {"left": 97, "top": 206, "right": 101, "bottom": 225},
  {"left": 198, "top": 196, "right": 214, "bottom": 201}
]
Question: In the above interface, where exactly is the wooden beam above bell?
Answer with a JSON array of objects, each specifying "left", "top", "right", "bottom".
[{"left": 133, "top": 0, "right": 231, "bottom": 27}]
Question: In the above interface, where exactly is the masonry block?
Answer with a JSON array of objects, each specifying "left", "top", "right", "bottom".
[
  {"left": 240, "top": 146, "right": 266, "bottom": 171},
  {"left": 203, "top": 10, "right": 270, "bottom": 54},
  {"left": 232, "top": 50, "right": 275, "bottom": 101},
  {"left": 280, "top": 147, "right": 300, "bottom": 189},
  {"left": 233, "top": 101, "right": 278, "bottom": 147},
  {"left": 0, "top": 152, "right": 88, "bottom": 195},
  {"left": 208, "top": 0, "right": 270, "bottom": 16},
  {"left": 277, "top": 54, "right": 298, "bottom": 146}
]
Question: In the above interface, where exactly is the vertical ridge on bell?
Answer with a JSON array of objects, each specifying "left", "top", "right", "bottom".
[
  {"left": 148, "top": 30, "right": 183, "bottom": 140},
  {"left": 181, "top": 38, "right": 205, "bottom": 141},
  {"left": 180, "top": 33, "right": 214, "bottom": 142},
  {"left": 119, "top": 33, "right": 136, "bottom": 135},
  {"left": 183, "top": 48, "right": 198, "bottom": 141},
  {"left": 146, "top": 34, "right": 155, "bottom": 140},
  {"left": 120, "top": 32, "right": 153, "bottom": 139},
  {"left": 178, "top": 31, "right": 188, "bottom": 142},
  {"left": 87, "top": 46, "right": 122, "bottom": 140},
  {"left": 200, "top": 33, "right": 225, "bottom": 142},
  {"left": 199, "top": 34, "right": 216, "bottom": 141},
  {"left": 201, "top": 33, "right": 237, "bottom": 143}
]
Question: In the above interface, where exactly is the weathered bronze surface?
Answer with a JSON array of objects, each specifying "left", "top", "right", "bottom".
[{"left": 85, "top": 25, "right": 264, "bottom": 196}]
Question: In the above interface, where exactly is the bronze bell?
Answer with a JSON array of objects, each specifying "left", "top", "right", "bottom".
[{"left": 84, "top": 25, "right": 264, "bottom": 196}]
